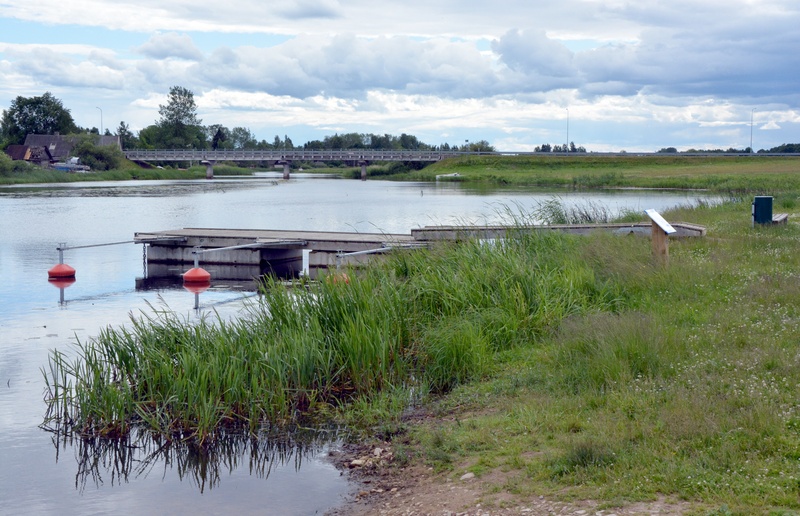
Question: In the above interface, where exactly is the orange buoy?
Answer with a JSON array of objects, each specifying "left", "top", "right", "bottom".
[
  {"left": 48, "top": 263, "right": 76, "bottom": 279},
  {"left": 183, "top": 267, "right": 211, "bottom": 283},
  {"left": 327, "top": 272, "right": 350, "bottom": 285},
  {"left": 48, "top": 277, "right": 76, "bottom": 289},
  {"left": 183, "top": 281, "right": 210, "bottom": 294}
]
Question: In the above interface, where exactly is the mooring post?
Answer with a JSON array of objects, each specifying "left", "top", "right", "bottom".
[
  {"left": 202, "top": 160, "right": 214, "bottom": 179},
  {"left": 57, "top": 243, "right": 66, "bottom": 264},
  {"left": 192, "top": 247, "right": 201, "bottom": 269},
  {"left": 645, "top": 209, "right": 676, "bottom": 266}
]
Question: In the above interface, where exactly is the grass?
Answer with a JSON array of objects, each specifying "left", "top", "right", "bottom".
[
  {"left": 393, "top": 199, "right": 800, "bottom": 514},
  {"left": 398, "top": 154, "right": 800, "bottom": 192},
  {"left": 0, "top": 161, "right": 257, "bottom": 184}
]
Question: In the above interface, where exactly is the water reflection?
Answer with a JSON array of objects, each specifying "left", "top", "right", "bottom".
[{"left": 48, "top": 426, "right": 339, "bottom": 495}]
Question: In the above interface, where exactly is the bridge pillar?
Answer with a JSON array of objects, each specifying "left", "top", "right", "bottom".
[
  {"left": 283, "top": 161, "right": 291, "bottom": 180},
  {"left": 359, "top": 161, "right": 368, "bottom": 181},
  {"left": 201, "top": 160, "right": 214, "bottom": 179}
]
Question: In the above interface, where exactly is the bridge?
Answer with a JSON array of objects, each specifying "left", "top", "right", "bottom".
[
  {"left": 123, "top": 149, "right": 800, "bottom": 180},
  {"left": 123, "top": 149, "right": 479, "bottom": 180}
]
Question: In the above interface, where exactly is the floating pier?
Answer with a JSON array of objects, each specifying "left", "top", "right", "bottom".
[{"left": 134, "top": 221, "right": 706, "bottom": 283}]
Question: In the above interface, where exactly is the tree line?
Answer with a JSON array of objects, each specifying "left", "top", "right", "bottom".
[
  {"left": 5, "top": 87, "right": 800, "bottom": 161},
  {"left": 0, "top": 87, "right": 495, "bottom": 156}
]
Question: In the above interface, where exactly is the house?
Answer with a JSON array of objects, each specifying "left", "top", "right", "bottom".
[
  {"left": 22, "top": 134, "right": 121, "bottom": 162},
  {"left": 5, "top": 134, "right": 121, "bottom": 170},
  {"left": 4, "top": 144, "right": 53, "bottom": 166}
]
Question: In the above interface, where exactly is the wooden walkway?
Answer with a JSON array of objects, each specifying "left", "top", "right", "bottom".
[{"left": 133, "top": 222, "right": 705, "bottom": 281}]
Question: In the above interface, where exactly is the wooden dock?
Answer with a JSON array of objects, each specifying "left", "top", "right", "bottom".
[{"left": 134, "top": 221, "right": 705, "bottom": 282}]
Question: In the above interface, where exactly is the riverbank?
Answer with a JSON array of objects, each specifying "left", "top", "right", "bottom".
[
  {"left": 400, "top": 154, "right": 800, "bottom": 193},
  {"left": 4, "top": 154, "right": 800, "bottom": 192},
  {"left": 330, "top": 197, "right": 800, "bottom": 515}
]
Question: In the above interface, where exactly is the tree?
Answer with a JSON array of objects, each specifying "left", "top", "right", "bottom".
[
  {"left": 468, "top": 140, "right": 495, "bottom": 152},
  {"left": 1, "top": 92, "right": 78, "bottom": 146},
  {"left": 229, "top": 127, "right": 257, "bottom": 149},
  {"left": 211, "top": 126, "right": 227, "bottom": 150},
  {"left": 157, "top": 86, "right": 205, "bottom": 149},
  {"left": 71, "top": 134, "right": 125, "bottom": 170},
  {"left": 116, "top": 121, "right": 138, "bottom": 149}
]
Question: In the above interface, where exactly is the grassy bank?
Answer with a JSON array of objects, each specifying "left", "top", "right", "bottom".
[
  {"left": 399, "top": 154, "right": 800, "bottom": 193},
  {"left": 6, "top": 153, "right": 799, "bottom": 192},
  {"left": 0, "top": 161, "right": 256, "bottom": 185},
  {"left": 381, "top": 198, "right": 800, "bottom": 514}
]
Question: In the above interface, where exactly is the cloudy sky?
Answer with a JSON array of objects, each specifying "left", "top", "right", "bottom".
[{"left": 1, "top": 0, "right": 798, "bottom": 152}]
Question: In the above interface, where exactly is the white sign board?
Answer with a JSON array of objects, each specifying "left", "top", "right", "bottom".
[{"left": 644, "top": 209, "right": 676, "bottom": 234}]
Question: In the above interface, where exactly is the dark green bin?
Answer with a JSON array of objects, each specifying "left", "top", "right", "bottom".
[{"left": 752, "top": 196, "right": 773, "bottom": 225}]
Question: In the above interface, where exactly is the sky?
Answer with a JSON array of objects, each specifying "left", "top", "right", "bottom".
[{"left": 1, "top": 0, "right": 798, "bottom": 152}]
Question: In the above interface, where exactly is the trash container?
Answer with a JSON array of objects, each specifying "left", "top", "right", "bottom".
[{"left": 752, "top": 196, "right": 773, "bottom": 225}]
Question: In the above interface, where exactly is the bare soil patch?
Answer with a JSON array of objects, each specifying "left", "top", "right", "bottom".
[{"left": 326, "top": 424, "right": 694, "bottom": 515}]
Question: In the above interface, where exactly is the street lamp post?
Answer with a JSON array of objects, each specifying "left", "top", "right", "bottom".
[
  {"left": 96, "top": 107, "right": 103, "bottom": 135},
  {"left": 750, "top": 108, "right": 756, "bottom": 154},
  {"left": 566, "top": 108, "right": 569, "bottom": 152}
]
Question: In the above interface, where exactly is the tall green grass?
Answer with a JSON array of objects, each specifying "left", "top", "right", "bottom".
[
  {"left": 43, "top": 227, "right": 623, "bottom": 447},
  {"left": 397, "top": 198, "right": 800, "bottom": 513}
]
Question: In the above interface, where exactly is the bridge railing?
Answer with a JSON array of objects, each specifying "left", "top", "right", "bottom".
[
  {"left": 123, "top": 149, "right": 800, "bottom": 162},
  {"left": 123, "top": 149, "right": 482, "bottom": 162}
]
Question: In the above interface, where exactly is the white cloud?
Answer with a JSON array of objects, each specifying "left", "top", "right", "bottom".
[
  {"left": 1, "top": 0, "right": 799, "bottom": 151},
  {"left": 137, "top": 33, "right": 203, "bottom": 60}
]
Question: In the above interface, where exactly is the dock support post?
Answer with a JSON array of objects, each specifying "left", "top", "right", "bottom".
[
  {"left": 201, "top": 160, "right": 214, "bottom": 179},
  {"left": 283, "top": 162, "right": 291, "bottom": 180}
]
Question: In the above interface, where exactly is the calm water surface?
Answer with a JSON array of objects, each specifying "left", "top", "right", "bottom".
[{"left": 0, "top": 174, "right": 717, "bottom": 514}]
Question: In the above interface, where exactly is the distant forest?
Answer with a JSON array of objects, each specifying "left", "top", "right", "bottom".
[
  {"left": 3, "top": 90, "right": 800, "bottom": 155},
  {"left": 657, "top": 143, "right": 800, "bottom": 154}
]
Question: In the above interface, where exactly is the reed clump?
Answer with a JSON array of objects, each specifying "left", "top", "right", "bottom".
[{"left": 43, "top": 227, "right": 623, "bottom": 447}]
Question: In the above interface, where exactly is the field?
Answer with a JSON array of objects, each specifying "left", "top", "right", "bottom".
[{"left": 401, "top": 154, "right": 800, "bottom": 193}]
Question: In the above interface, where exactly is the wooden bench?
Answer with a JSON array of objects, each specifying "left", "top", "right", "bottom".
[{"left": 772, "top": 213, "right": 789, "bottom": 224}]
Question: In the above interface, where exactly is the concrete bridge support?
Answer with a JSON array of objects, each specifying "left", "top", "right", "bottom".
[
  {"left": 359, "top": 161, "right": 368, "bottom": 181},
  {"left": 201, "top": 160, "right": 215, "bottom": 179},
  {"left": 283, "top": 161, "right": 291, "bottom": 180}
]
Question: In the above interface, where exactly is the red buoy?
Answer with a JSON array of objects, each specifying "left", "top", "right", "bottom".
[
  {"left": 326, "top": 272, "right": 350, "bottom": 285},
  {"left": 48, "top": 277, "right": 76, "bottom": 289},
  {"left": 48, "top": 263, "right": 76, "bottom": 279},
  {"left": 183, "top": 267, "right": 211, "bottom": 283},
  {"left": 183, "top": 281, "right": 211, "bottom": 294}
]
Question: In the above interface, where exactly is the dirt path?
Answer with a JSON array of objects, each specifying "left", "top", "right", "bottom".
[{"left": 326, "top": 442, "right": 692, "bottom": 516}]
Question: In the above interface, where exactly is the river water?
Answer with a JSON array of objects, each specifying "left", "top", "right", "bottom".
[{"left": 0, "top": 173, "right": 716, "bottom": 514}]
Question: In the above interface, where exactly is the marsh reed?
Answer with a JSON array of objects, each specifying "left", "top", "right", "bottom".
[{"left": 43, "top": 228, "right": 623, "bottom": 447}]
